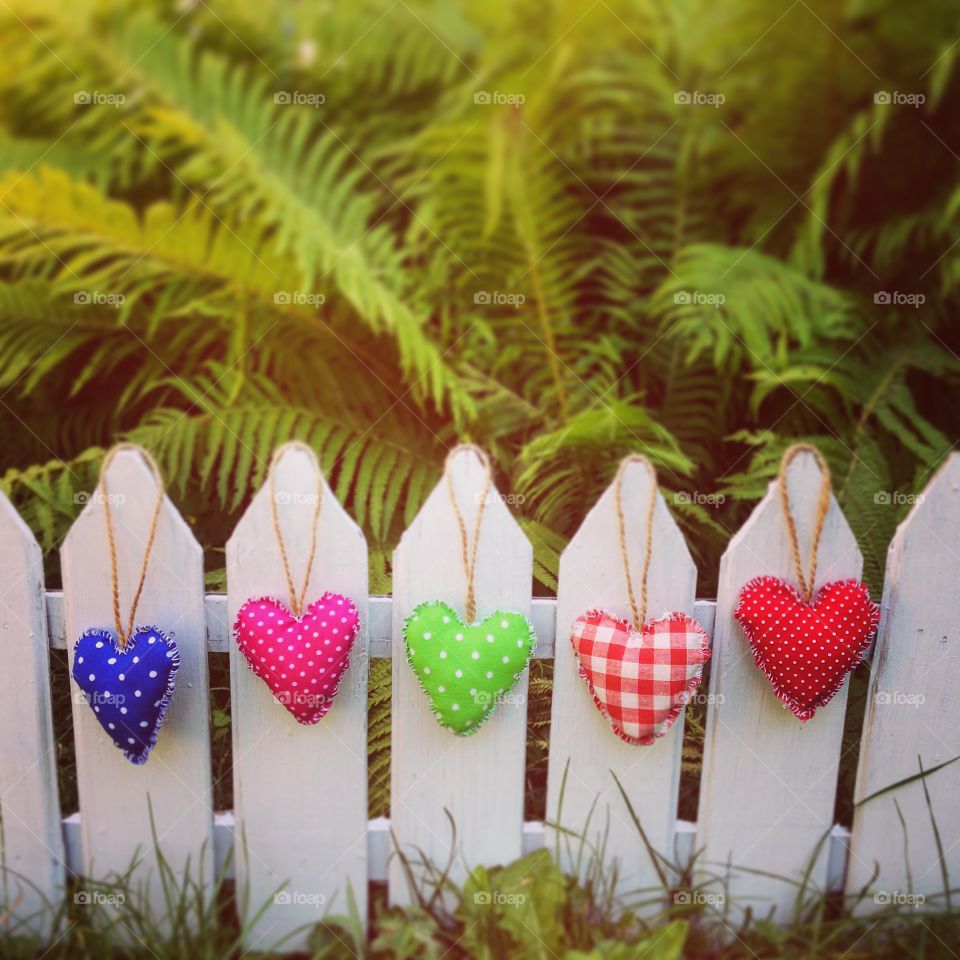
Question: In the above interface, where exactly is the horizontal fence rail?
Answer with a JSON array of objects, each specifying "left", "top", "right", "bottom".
[
  {"left": 44, "top": 593, "right": 575, "bottom": 659},
  {"left": 49, "top": 593, "right": 853, "bottom": 904},
  {"left": 1, "top": 447, "right": 958, "bottom": 951},
  {"left": 45, "top": 592, "right": 852, "bottom": 905},
  {"left": 51, "top": 595, "right": 731, "bottom": 877}
]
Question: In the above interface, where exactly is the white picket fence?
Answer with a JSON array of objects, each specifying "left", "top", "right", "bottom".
[{"left": 1, "top": 447, "right": 959, "bottom": 953}]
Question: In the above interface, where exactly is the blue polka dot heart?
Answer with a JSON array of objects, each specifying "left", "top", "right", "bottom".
[{"left": 72, "top": 626, "right": 180, "bottom": 765}]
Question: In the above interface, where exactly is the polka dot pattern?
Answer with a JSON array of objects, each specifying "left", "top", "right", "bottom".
[
  {"left": 234, "top": 593, "right": 359, "bottom": 725},
  {"left": 72, "top": 625, "right": 180, "bottom": 765},
  {"left": 735, "top": 576, "right": 880, "bottom": 721},
  {"left": 403, "top": 601, "right": 536, "bottom": 735}
]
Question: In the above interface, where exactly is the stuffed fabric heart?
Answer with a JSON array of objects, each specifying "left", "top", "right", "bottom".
[
  {"left": 404, "top": 601, "right": 536, "bottom": 735},
  {"left": 571, "top": 610, "right": 711, "bottom": 745},
  {"left": 72, "top": 626, "right": 180, "bottom": 765},
  {"left": 234, "top": 593, "right": 360, "bottom": 724},
  {"left": 735, "top": 576, "right": 880, "bottom": 721}
]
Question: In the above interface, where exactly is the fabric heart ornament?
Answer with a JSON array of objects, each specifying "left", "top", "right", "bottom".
[
  {"left": 72, "top": 626, "right": 180, "bottom": 765},
  {"left": 404, "top": 601, "right": 536, "bottom": 735},
  {"left": 570, "top": 610, "right": 711, "bottom": 745},
  {"left": 735, "top": 576, "right": 880, "bottom": 721},
  {"left": 234, "top": 593, "right": 360, "bottom": 724}
]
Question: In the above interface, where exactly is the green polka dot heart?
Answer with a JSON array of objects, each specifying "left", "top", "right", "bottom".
[{"left": 403, "top": 601, "right": 537, "bottom": 735}]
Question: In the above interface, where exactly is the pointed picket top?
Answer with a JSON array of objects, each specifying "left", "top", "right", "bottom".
[
  {"left": 697, "top": 448, "right": 863, "bottom": 921},
  {"left": 226, "top": 442, "right": 368, "bottom": 953},
  {"left": 846, "top": 453, "right": 960, "bottom": 909},
  {"left": 546, "top": 458, "right": 699, "bottom": 900},
  {"left": 0, "top": 491, "right": 65, "bottom": 937},
  {"left": 389, "top": 446, "right": 533, "bottom": 903},
  {"left": 61, "top": 447, "right": 213, "bottom": 914}
]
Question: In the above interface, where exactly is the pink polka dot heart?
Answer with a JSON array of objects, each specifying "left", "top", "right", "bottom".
[
  {"left": 233, "top": 593, "right": 360, "bottom": 724},
  {"left": 735, "top": 576, "right": 880, "bottom": 721}
]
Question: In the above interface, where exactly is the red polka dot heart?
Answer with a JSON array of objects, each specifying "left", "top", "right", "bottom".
[
  {"left": 735, "top": 576, "right": 879, "bottom": 721},
  {"left": 234, "top": 594, "right": 360, "bottom": 724}
]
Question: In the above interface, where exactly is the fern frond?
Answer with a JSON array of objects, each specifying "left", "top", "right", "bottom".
[
  {"left": 0, "top": 449, "right": 102, "bottom": 552},
  {"left": 650, "top": 244, "right": 862, "bottom": 371},
  {"left": 128, "top": 371, "right": 440, "bottom": 545}
]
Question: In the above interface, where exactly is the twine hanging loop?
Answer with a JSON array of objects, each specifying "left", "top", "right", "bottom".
[
  {"left": 444, "top": 444, "right": 492, "bottom": 624},
  {"left": 269, "top": 441, "right": 324, "bottom": 616},
  {"left": 613, "top": 454, "right": 659, "bottom": 627},
  {"left": 778, "top": 443, "right": 832, "bottom": 602},
  {"left": 98, "top": 443, "right": 165, "bottom": 651}
]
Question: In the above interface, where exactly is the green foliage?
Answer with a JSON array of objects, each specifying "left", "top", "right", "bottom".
[
  {"left": 565, "top": 922, "right": 688, "bottom": 960},
  {"left": 461, "top": 851, "right": 568, "bottom": 957},
  {"left": 368, "top": 803, "right": 960, "bottom": 960},
  {"left": 1, "top": 3, "right": 959, "bottom": 939},
  {"left": 368, "top": 657, "right": 392, "bottom": 818},
  {"left": 5, "top": 792, "right": 960, "bottom": 959},
  {"left": 0, "top": 0, "right": 955, "bottom": 585},
  {"left": 3, "top": 835, "right": 959, "bottom": 960}
]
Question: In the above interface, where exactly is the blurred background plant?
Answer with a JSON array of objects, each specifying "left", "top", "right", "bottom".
[{"left": 0, "top": 0, "right": 958, "bottom": 838}]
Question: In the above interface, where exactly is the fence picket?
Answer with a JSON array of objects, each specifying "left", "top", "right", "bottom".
[
  {"left": 389, "top": 447, "right": 532, "bottom": 903},
  {"left": 0, "top": 492, "right": 64, "bottom": 936},
  {"left": 61, "top": 449, "right": 213, "bottom": 915},
  {"left": 696, "top": 450, "right": 863, "bottom": 920},
  {"left": 0, "top": 442, "right": 956, "bottom": 937},
  {"left": 846, "top": 453, "right": 960, "bottom": 910},
  {"left": 545, "top": 459, "right": 698, "bottom": 898},
  {"left": 226, "top": 445, "right": 368, "bottom": 952}
]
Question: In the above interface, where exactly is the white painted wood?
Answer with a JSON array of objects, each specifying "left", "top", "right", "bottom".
[
  {"left": 545, "top": 460, "right": 698, "bottom": 898},
  {"left": 47, "top": 592, "right": 715, "bottom": 660},
  {"left": 226, "top": 445, "right": 368, "bottom": 952},
  {"left": 529, "top": 597, "right": 557, "bottom": 657},
  {"left": 0, "top": 492, "right": 64, "bottom": 936},
  {"left": 63, "top": 811, "right": 852, "bottom": 892},
  {"left": 45, "top": 591, "right": 66, "bottom": 652},
  {"left": 203, "top": 594, "right": 229, "bottom": 653},
  {"left": 697, "top": 450, "right": 863, "bottom": 921},
  {"left": 846, "top": 454, "right": 960, "bottom": 910},
  {"left": 827, "top": 824, "right": 851, "bottom": 894},
  {"left": 675, "top": 820, "right": 696, "bottom": 869},
  {"left": 389, "top": 447, "right": 533, "bottom": 903},
  {"left": 49, "top": 593, "right": 563, "bottom": 660},
  {"left": 61, "top": 449, "right": 213, "bottom": 916},
  {"left": 62, "top": 813, "right": 81, "bottom": 878},
  {"left": 522, "top": 820, "right": 546, "bottom": 856},
  {"left": 213, "top": 811, "right": 234, "bottom": 879}
]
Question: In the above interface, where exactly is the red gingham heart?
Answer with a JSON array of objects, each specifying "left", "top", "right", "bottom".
[
  {"left": 570, "top": 610, "right": 711, "bottom": 745},
  {"left": 735, "top": 576, "right": 879, "bottom": 721},
  {"left": 234, "top": 593, "right": 360, "bottom": 724}
]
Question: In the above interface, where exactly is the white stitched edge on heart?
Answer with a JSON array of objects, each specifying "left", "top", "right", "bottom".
[
  {"left": 402, "top": 599, "right": 537, "bottom": 738},
  {"left": 73, "top": 625, "right": 180, "bottom": 765},
  {"left": 734, "top": 575, "right": 879, "bottom": 722},
  {"left": 570, "top": 608, "right": 711, "bottom": 747},
  {"left": 232, "top": 593, "right": 360, "bottom": 726}
]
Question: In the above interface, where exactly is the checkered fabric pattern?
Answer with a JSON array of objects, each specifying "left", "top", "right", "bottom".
[{"left": 570, "top": 609, "right": 711, "bottom": 745}]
